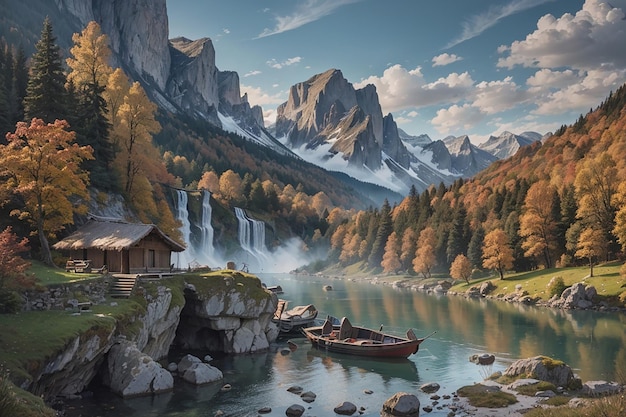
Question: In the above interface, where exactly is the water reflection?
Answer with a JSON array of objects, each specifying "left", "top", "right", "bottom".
[{"left": 65, "top": 273, "right": 625, "bottom": 417}]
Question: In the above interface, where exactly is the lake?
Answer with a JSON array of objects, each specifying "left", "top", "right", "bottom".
[{"left": 65, "top": 273, "right": 625, "bottom": 417}]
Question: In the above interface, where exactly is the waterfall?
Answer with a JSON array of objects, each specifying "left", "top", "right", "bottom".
[
  {"left": 234, "top": 207, "right": 252, "bottom": 252},
  {"left": 234, "top": 207, "right": 268, "bottom": 269},
  {"left": 173, "top": 189, "right": 194, "bottom": 269},
  {"left": 200, "top": 190, "right": 215, "bottom": 259}
]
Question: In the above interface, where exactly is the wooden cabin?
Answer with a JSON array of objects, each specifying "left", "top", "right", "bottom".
[{"left": 52, "top": 218, "right": 185, "bottom": 274}]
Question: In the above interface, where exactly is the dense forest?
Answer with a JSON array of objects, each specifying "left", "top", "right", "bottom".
[
  {"left": 317, "top": 84, "right": 626, "bottom": 279},
  {"left": 2, "top": 17, "right": 626, "bottom": 284}
]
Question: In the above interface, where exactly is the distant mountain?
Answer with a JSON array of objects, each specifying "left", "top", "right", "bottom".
[{"left": 477, "top": 131, "right": 544, "bottom": 159}]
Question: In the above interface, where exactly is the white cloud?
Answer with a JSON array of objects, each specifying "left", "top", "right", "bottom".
[
  {"left": 526, "top": 68, "right": 579, "bottom": 93},
  {"left": 498, "top": 0, "right": 626, "bottom": 70},
  {"left": 432, "top": 104, "right": 486, "bottom": 134},
  {"left": 445, "top": 0, "right": 556, "bottom": 49},
  {"left": 531, "top": 68, "right": 625, "bottom": 115},
  {"left": 267, "top": 57, "right": 302, "bottom": 69},
  {"left": 244, "top": 70, "right": 262, "bottom": 77},
  {"left": 355, "top": 65, "right": 474, "bottom": 113},
  {"left": 241, "top": 84, "right": 287, "bottom": 126},
  {"left": 473, "top": 77, "right": 530, "bottom": 114},
  {"left": 432, "top": 53, "right": 462, "bottom": 67},
  {"left": 256, "top": 0, "right": 361, "bottom": 38}
]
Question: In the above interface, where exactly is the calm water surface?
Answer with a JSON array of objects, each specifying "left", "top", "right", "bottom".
[{"left": 66, "top": 273, "right": 625, "bottom": 417}]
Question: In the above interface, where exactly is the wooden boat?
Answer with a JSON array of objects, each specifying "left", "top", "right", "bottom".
[
  {"left": 302, "top": 316, "right": 434, "bottom": 358},
  {"left": 273, "top": 300, "right": 319, "bottom": 333}
]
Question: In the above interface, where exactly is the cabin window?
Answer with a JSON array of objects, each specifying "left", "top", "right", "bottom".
[{"left": 148, "top": 249, "right": 156, "bottom": 267}]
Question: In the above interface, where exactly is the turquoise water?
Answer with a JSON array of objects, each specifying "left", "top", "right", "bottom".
[{"left": 65, "top": 273, "right": 625, "bottom": 416}]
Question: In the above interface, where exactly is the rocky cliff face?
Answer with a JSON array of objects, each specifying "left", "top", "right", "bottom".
[
  {"left": 275, "top": 69, "right": 388, "bottom": 171},
  {"left": 25, "top": 275, "right": 278, "bottom": 401},
  {"left": 442, "top": 135, "right": 499, "bottom": 177},
  {"left": 44, "top": 0, "right": 262, "bottom": 133}
]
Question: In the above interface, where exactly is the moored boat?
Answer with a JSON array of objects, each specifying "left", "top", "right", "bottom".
[
  {"left": 302, "top": 316, "right": 434, "bottom": 358},
  {"left": 273, "top": 300, "right": 319, "bottom": 333}
]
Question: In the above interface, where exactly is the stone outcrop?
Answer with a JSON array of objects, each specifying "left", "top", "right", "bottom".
[
  {"left": 176, "top": 275, "right": 278, "bottom": 353},
  {"left": 503, "top": 356, "right": 581, "bottom": 389},
  {"left": 23, "top": 274, "right": 277, "bottom": 401},
  {"left": 547, "top": 282, "right": 597, "bottom": 309},
  {"left": 101, "top": 341, "right": 174, "bottom": 397}
]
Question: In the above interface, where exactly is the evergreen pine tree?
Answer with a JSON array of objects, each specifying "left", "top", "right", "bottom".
[
  {"left": 368, "top": 199, "right": 393, "bottom": 267},
  {"left": 467, "top": 226, "right": 484, "bottom": 269},
  {"left": 23, "top": 17, "right": 68, "bottom": 123},
  {"left": 12, "top": 46, "right": 28, "bottom": 122}
]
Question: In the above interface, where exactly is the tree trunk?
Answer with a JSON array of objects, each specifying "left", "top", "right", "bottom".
[
  {"left": 38, "top": 224, "right": 53, "bottom": 266},
  {"left": 589, "top": 257, "right": 594, "bottom": 277}
]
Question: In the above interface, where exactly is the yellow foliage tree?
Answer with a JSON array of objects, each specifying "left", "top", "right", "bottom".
[
  {"left": 198, "top": 170, "right": 220, "bottom": 193},
  {"left": 114, "top": 81, "right": 161, "bottom": 195},
  {"left": 66, "top": 21, "right": 112, "bottom": 89},
  {"left": 413, "top": 226, "right": 437, "bottom": 278},
  {"left": 575, "top": 227, "right": 607, "bottom": 277},
  {"left": 104, "top": 68, "right": 130, "bottom": 150},
  {"left": 381, "top": 231, "right": 401, "bottom": 273},
  {"left": 574, "top": 152, "right": 618, "bottom": 247},
  {"left": 450, "top": 253, "right": 472, "bottom": 284},
  {"left": 0, "top": 119, "right": 93, "bottom": 265},
  {"left": 219, "top": 169, "right": 242, "bottom": 203},
  {"left": 482, "top": 228, "right": 514, "bottom": 280},
  {"left": 400, "top": 227, "right": 417, "bottom": 271},
  {"left": 519, "top": 180, "right": 558, "bottom": 268}
]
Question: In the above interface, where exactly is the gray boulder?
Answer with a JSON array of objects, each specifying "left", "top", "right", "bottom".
[
  {"left": 102, "top": 341, "right": 173, "bottom": 397},
  {"left": 503, "top": 356, "right": 579, "bottom": 388},
  {"left": 381, "top": 392, "right": 421, "bottom": 417},
  {"left": 181, "top": 362, "right": 223, "bottom": 385}
]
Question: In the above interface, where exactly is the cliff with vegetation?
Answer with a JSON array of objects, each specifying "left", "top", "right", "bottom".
[{"left": 0, "top": 271, "right": 278, "bottom": 404}]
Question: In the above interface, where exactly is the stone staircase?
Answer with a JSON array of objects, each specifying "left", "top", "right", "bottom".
[{"left": 109, "top": 275, "right": 137, "bottom": 298}]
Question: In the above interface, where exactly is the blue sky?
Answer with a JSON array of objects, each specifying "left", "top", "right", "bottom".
[{"left": 167, "top": 0, "right": 626, "bottom": 144}]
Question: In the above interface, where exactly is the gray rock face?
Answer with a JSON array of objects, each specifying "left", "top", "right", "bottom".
[
  {"left": 168, "top": 37, "right": 219, "bottom": 118},
  {"left": 383, "top": 114, "right": 411, "bottom": 169},
  {"left": 102, "top": 341, "right": 174, "bottom": 397},
  {"left": 275, "top": 69, "right": 383, "bottom": 170}
]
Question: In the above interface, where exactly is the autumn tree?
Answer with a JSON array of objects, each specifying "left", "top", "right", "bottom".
[
  {"left": 413, "top": 226, "right": 437, "bottom": 278},
  {"left": 381, "top": 231, "right": 402, "bottom": 273},
  {"left": 482, "top": 228, "right": 514, "bottom": 280},
  {"left": 450, "top": 253, "right": 472, "bottom": 284},
  {"left": 0, "top": 226, "right": 33, "bottom": 313},
  {"left": 0, "top": 119, "right": 93, "bottom": 265},
  {"left": 114, "top": 81, "right": 160, "bottom": 195},
  {"left": 23, "top": 17, "right": 68, "bottom": 122},
  {"left": 519, "top": 180, "right": 558, "bottom": 268},
  {"left": 574, "top": 152, "right": 619, "bottom": 258},
  {"left": 67, "top": 20, "right": 115, "bottom": 189},
  {"left": 575, "top": 227, "right": 607, "bottom": 277},
  {"left": 198, "top": 170, "right": 220, "bottom": 193},
  {"left": 219, "top": 169, "right": 243, "bottom": 204}
]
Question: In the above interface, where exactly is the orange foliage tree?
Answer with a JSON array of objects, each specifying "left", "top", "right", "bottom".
[
  {"left": 482, "top": 228, "right": 514, "bottom": 280},
  {"left": 0, "top": 119, "right": 93, "bottom": 265},
  {"left": 450, "top": 253, "right": 472, "bottom": 284},
  {"left": 381, "top": 231, "right": 401, "bottom": 273},
  {"left": 413, "top": 226, "right": 437, "bottom": 278}
]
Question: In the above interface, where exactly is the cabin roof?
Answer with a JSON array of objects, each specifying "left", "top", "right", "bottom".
[{"left": 52, "top": 218, "right": 185, "bottom": 252}]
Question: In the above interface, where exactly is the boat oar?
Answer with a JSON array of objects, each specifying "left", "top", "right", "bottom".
[{"left": 419, "top": 330, "right": 437, "bottom": 342}]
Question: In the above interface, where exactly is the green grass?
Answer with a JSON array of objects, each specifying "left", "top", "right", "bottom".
[
  {"left": 449, "top": 262, "right": 626, "bottom": 303},
  {"left": 0, "top": 299, "right": 144, "bottom": 382},
  {"left": 27, "top": 260, "right": 102, "bottom": 285},
  {"left": 457, "top": 384, "right": 518, "bottom": 407}
]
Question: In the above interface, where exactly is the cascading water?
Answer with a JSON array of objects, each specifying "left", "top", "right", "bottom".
[
  {"left": 234, "top": 207, "right": 269, "bottom": 270},
  {"left": 172, "top": 189, "right": 194, "bottom": 269},
  {"left": 200, "top": 190, "right": 215, "bottom": 260},
  {"left": 235, "top": 207, "right": 252, "bottom": 253}
]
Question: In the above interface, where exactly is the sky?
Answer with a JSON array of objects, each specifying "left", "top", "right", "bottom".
[{"left": 167, "top": 0, "right": 626, "bottom": 145}]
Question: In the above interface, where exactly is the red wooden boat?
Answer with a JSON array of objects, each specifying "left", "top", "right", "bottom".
[{"left": 302, "top": 316, "right": 434, "bottom": 359}]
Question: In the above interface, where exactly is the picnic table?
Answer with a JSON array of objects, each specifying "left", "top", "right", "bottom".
[{"left": 65, "top": 259, "right": 92, "bottom": 273}]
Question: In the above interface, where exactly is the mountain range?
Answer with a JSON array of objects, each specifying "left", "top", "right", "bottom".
[{"left": 1, "top": 0, "right": 545, "bottom": 199}]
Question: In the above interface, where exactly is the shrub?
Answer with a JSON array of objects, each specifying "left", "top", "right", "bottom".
[
  {"left": 0, "top": 369, "right": 19, "bottom": 417},
  {"left": 547, "top": 276, "right": 567, "bottom": 298},
  {"left": 0, "top": 290, "right": 22, "bottom": 314}
]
